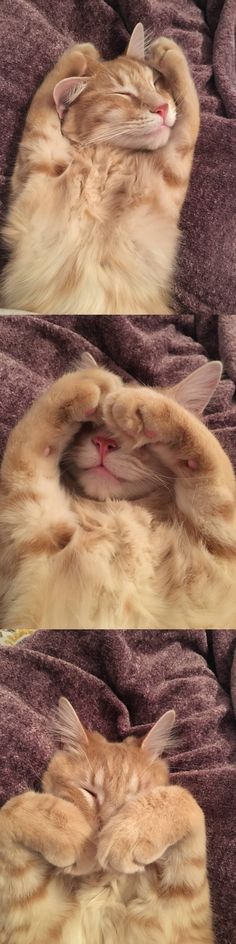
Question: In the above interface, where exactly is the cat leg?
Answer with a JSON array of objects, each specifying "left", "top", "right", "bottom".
[
  {"left": 0, "top": 790, "right": 97, "bottom": 876},
  {"left": 147, "top": 37, "right": 200, "bottom": 196},
  {"left": 0, "top": 791, "right": 97, "bottom": 944},
  {"left": 10, "top": 43, "right": 100, "bottom": 194},
  {"left": 103, "top": 386, "right": 236, "bottom": 550},
  {"left": 1, "top": 367, "right": 121, "bottom": 489},
  {"left": 97, "top": 786, "right": 213, "bottom": 941},
  {"left": 97, "top": 784, "right": 205, "bottom": 874}
]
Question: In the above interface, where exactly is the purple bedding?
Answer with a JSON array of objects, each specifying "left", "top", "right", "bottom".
[
  {"left": 0, "top": 0, "right": 236, "bottom": 315},
  {"left": 0, "top": 629, "right": 235, "bottom": 944}
]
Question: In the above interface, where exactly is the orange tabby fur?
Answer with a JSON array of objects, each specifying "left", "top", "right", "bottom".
[
  {"left": 0, "top": 698, "right": 214, "bottom": 944},
  {"left": 0, "top": 355, "right": 236, "bottom": 630},
  {"left": 1, "top": 27, "right": 199, "bottom": 314}
]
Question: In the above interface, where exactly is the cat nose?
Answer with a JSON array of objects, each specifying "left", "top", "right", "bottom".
[
  {"left": 92, "top": 435, "right": 117, "bottom": 459},
  {"left": 152, "top": 103, "right": 168, "bottom": 120}
]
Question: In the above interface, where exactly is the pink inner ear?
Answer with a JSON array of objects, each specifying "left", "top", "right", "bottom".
[{"left": 53, "top": 76, "right": 87, "bottom": 120}]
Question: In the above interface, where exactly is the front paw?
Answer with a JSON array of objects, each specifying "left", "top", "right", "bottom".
[
  {"left": 103, "top": 387, "right": 177, "bottom": 447},
  {"left": 48, "top": 366, "right": 121, "bottom": 428},
  {"left": 148, "top": 36, "right": 188, "bottom": 86},
  {"left": 97, "top": 819, "right": 162, "bottom": 874},
  {"left": 97, "top": 820, "right": 142, "bottom": 874},
  {"left": 3, "top": 792, "right": 96, "bottom": 874}
]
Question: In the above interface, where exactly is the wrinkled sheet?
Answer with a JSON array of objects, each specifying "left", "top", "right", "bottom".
[
  {"left": 0, "top": 0, "right": 236, "bottom": 315},
  {"left": 0, "top": 629, "right": 235, "bottom": 944}
]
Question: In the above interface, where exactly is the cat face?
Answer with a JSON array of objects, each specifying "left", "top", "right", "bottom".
[
  {"left": 65, "top": 421, "right": 162, "bottom": 501},
  {"left": 44, "top": 699, "right": 175, "bottom": 830},
  {"left": 61, "top": 60, "right": 176, "bottom": 152}
]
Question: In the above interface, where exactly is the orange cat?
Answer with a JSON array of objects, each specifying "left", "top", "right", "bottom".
[
  {"left": 1, "top": 24, "right": 199, "bottom": 314},
  {"left": 0, "top": 697, "right": 214, "bottom": 944},
  {"left": 0, "top": 354, "right": 236, "bottom": 630}
]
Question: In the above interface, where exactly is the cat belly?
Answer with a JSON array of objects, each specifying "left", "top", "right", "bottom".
[
  {"left": 2, "top": 164, "right": 176, "bottom": 314},
  {"left": 57, "top": 870, "right": 210, "bottom": 944},
  {"left": 6, "top": 508, "right": 236, "bottom": 630}
]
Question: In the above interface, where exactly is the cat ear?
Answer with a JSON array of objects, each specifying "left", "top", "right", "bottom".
[
  {"left": 79, "top": 351, "right": 98, "bottom": 369},
  {"left": 52, "top": 697, "right": 88, "bottom": 751},
  {"left": 126, "top": 23, "right": 145, "bottom": 60},
  {"left": 53, "top": 76, "right": 88, "bottom": 120},
  {"left": 171, "top": 361, "right": 222, "bottom": 416},
  {"left": 141, "top": 709, "right": 176, "bottom": 759}
]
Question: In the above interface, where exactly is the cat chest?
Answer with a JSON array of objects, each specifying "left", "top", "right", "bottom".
[
  {"left": 63, "top": 160, "right": 175, "bottom": 254},
  {"left": 60, "top": 877, "right": 170, "bottom": 944}
]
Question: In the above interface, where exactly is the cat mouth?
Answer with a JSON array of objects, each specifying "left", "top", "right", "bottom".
[{"left": 85, "top": 465, "right": 122, "bottom": 483}]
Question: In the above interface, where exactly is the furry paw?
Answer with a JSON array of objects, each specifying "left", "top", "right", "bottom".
[
  {"left": 103, "top": 387, "right": 177, "bottom": 447},
  {"left": 97, "top": 819, "right": 162, "bottom": 874},
  {"left": 148, "top": 36, "right": 188, "bottom": 88},
  {"left": 2, "top": 792, "right": 96, "bottom": 874},
  {"left": 49, "top": 367, "right": 121, "bottom": 427}
]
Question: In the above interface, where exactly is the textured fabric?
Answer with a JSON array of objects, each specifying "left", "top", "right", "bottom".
[
  {"left": 0, "top": 0, "right": 235, "bottom": 315},
  {"left": 0, "top": 629, "right": 235, "bottom": 944}
]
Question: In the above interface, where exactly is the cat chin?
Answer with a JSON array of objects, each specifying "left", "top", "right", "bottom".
[
  {"left": 78, "top": 469, "right": 125, "bottom": 501},
  {"left": 106, "top": 124, "right": 172, "bottom": 152},
  {"left": 144, "top": 125, "right": 172, "bottom": 150},
  {"left": 78, "top": 470, "right": 155, "bottom": 502}
]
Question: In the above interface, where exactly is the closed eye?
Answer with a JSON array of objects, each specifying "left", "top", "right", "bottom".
[
  {"left": 79, "top": 784, "right": 97, "bottom": 798},
  {"left": 113, "top": 91, "right": 139, "bottom": 101}
]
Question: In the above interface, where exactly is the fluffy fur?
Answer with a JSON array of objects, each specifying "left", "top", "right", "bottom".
[
  {"left": 0, "top": 697, "right": 214, "bottom": 944},
  {"left": 1, "top": 26, "right": 199, "bottom": 314},
  {"left": 0, "top": 354, "right": 236, "bottom": 630}
]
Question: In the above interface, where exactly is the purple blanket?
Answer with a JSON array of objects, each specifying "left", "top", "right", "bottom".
[
  {"left": 0, "top": 629, "right": 235, "bottom": 944},
  {"left": 0, "top": 0, "right": 236, "bottom": 315}
]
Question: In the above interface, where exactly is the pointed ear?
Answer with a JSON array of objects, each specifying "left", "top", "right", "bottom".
[
  {"left": 79, "top": 351, "right": 98, "bottom": 369},
  {"left": 170, "top": 362, "right": 222, "bottom": 416},
  {"left": 53, "top": 76, "right": 88, "bottom": 120},
  {"left": 141, "top": 710, "right": 176, "bottom": 760},
  {"left": 126, "top": 23, "right": 145, "bottom": 60},
  {"left": 52, "top": 697, "right": 88, "bottom": 751}
]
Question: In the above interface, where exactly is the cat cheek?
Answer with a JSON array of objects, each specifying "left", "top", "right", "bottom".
[
  {"left": 186, "top": 459, "right": 198, "bottom": 471},
  {"left": 43, "top": 447, "right": 51, "bottom": 457}
]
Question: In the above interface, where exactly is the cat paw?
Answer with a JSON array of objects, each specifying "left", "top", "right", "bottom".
[
  {"left": 97, "top": 820, "right": 162, "bottom": 874},
  {"left": 3, "top": 792, "right": 96, "bottom": 873},
  {"left": 49, "top": 368, "right": 121, "bottom": 427},
  {"left": 97, "top": 821, "right": 142, "bottom": 874},
  {"left": 148, "top": 36, "right": 188, "bottom": 85},
  {"left": 103, "top": 387, "right": 177, "bottom": 447},
  {"left": 59, "top": 42, "right": 99, "bottom": 75}
]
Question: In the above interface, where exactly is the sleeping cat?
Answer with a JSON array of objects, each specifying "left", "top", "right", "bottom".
[
  {"left": 1, "top": 23, "right": 200, "bottom": 314},
  {"left": 0, "top": 696, "right": 214, "bottom": 944},
  {"left": 0, "top": 353, "right": 236, "bottom": 630}
]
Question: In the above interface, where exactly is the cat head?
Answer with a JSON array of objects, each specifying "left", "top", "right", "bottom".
[
  {"left": 63, "top": 356, "right": 222, "bottom": 502},
  {"left": 53, "top": 25, "right": 176, "bottom": 152},
  {"left": 43, "top": 697, "right": 175, "bottom": 828}
]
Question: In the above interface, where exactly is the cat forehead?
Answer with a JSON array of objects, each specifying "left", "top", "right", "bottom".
[{"left": 103, "top": 58, "right": 155, "bottom": 91}]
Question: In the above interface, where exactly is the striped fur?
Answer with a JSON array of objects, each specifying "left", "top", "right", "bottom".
[
  {"left": 0, "top": 702, "right": 214, "bottom": 944},
  {"left": 1, "top": 360, "right": 236, "bottom": 630},
  {"left": 1, "top": 36, "right": 199, "bottom": 314}
]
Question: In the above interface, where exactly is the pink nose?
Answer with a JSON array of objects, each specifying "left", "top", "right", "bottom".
[
  {"left": 152, "top": 103, "right": 168, "bottom": 120},
  {"left": 92, "top": 435, "right": 117, "bottom": 461}
]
